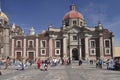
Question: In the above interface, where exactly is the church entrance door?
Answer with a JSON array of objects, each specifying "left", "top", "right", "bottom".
[{"left": 72, "top": 48, "right": 79, "bottom": 60}]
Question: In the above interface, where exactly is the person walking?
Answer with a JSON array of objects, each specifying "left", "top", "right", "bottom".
[
  {"left": 0, "top": 71, "right": 1, "bottom": 75},
  {"left": 99, "top": 59, "right": 103, "bottom": 69},
  {"left": 79, "top": 59, "right": 82, "bottom": 66},
  {"left": 37, "top": 59, "right": 41, "bottom": 69},
  {"left": 4, "top": 56, "right": 10, "bottom": 69},
  {"left": 96, "top": 59, "right": 99, "bottom": 68}
]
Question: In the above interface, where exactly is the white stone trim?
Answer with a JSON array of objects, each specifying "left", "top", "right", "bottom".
[
  {"left": 99, "top": 37, "right": 104, "bottom": 58},
  {"left": 11, "top": 39, "right": 14, "bottom": 58},
  {"left": 85, "top": 37, "right": 89, "bottom": 59},
  {"left": 63, "top": 38, "right": 67, "bottom": 57},
  {"left": 90, "top": 48, "right": 96, "bottom": 55},
  {"left": 36, "top": 38, "right": 38, "bottom": 58},
  {"left": 105, "top": 48, "right": 111, "bottom": 55},
  {"left": 23, "top": 38, "right": 26, "bottom": 58},
  {"left": 49, "top": 38, "right": 53, "bottom": 57}
]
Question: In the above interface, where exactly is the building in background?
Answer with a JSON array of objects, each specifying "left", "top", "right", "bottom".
[
  {"left": 114, "top": 46, "right": 120, "bottom": 58},
  {"left": 0, "top": 4, "right": 114, "bottom": 61}
]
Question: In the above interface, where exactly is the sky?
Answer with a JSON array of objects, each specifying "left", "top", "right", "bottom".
[{"left": 1, "top": 0, "right": 120, "bottom": 46}]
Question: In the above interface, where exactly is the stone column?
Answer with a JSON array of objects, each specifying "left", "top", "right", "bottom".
[
  {"left": 49, "top": 37, "right": 53, "bottom": 57},
  {"left": 111, "top": 36, "right": 115, "bottom": 58},
  {"left": 23, "top": 38, "right": 26, "bottom": 58},
  {"left": 11, "top": 39, "right": 14, "bottom": 58},
  {"left": 3, "top": 28, "right": 10, "bottom": 57},
  {"left": 79, "top": 38, "right": 82, "bottom": 59},
  {"left": 36, "top": 38, "right": 38, "bottom": 58},
  {"left": 99, "top": 36, "right": 104, "bottom": 59},
  {"left": 70, "top": 47, "right": 72, "bottom": 60},
  {"left": 85, "top": 37, "right": 89, "bottom": 59},
  {"left": 63, "top": 37, "right": 67, "bottom": 58}
]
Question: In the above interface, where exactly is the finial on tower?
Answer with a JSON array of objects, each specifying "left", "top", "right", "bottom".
[
  {"left": 98, "top": 20, "right": 102, "bottom": 26},
  {"left": 70, "top": 4, "right": 75, "bottom": 11}
]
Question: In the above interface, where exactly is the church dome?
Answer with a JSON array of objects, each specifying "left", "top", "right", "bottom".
[
  {"left": 0, "top": 11, "right": 9, "bottom": 21},
  {"left": 63, "top": 4, "right": 84, "bottom": 20}
]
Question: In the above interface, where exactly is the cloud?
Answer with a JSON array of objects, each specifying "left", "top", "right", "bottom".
[
  {"left": 105, "top": 18, "right": 120, "bottom": 46},
  {"left": 80, "top": 2, "right": 108, "bottom": 26},
  {"left": 80, "top": 2, "right": 120, "bottom": 46}
]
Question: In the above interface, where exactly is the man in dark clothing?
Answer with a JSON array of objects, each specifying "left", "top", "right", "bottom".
[
  {"left": 0, "top": 71, "right": 2, "bottom": 75},
  {"left": 79, "top": 59, "right": 82, "bottom": 66}
]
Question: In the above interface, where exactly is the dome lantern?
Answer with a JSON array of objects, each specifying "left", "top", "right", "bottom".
[
  {"left": 63, "top": 4, "right": 84, "bottom": 21},
  {"left": 70, "top": 4, "right": 75, "bottom": 11}
]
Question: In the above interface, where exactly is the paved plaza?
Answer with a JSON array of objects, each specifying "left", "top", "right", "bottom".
[{"left": 0, "top": 62, "right": 120, "bottom": 80}]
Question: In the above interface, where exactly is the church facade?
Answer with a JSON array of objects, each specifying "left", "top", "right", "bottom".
[{"left": 0, "top": 4, "right": 114, "bottom": 60}]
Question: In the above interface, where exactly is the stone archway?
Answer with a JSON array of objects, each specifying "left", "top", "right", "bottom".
[{"left": 72, "top": 48, "right": 79, "bottom": 60}]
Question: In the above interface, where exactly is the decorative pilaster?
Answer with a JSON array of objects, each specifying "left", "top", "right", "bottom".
[
  {"left": 36, "top": 38, "right": 38, "bottom": 58},
  {"left": 23, "top": 38, "right": 26, "bottom": 58},
  {"left": 11, "top": 39, "right": 14, "bottom": 58},
  {"left": 111, "top": 36, "right": 115, "bottom": 58},
  {"left": 3, "top": 28, "right": 10, "bottom": 57},
  {"left": 85, "top": 37, "right": 89, "bottom": 59},
  {"left": 63, "top": 37, "right": 67, "bottom": 58},
  {"left": 99, "top": 35, "right": 104, "bottom": 59},
  {"left": 49, "top": 38, "right": 53, "bottom": 57},
  {"left": 79, "top": 38, "right": 82, "bottom": 59}
]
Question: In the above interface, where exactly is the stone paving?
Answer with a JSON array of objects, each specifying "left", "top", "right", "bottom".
[{"left": 0, "top": 63, "right": 120, "bottom": 80}]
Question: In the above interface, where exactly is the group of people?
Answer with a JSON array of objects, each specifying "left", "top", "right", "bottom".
[
  {"left": 1, "top": 56, "right": 120, "bottom": 76},
  {"left": 95, "top": 58, "right": 120, "bottom": 70},
  {"left": 96, "top": 59, "right": 103, "bottom": 68},
  {"left": 106, "top": 58, "right": 120, "bottom": 70}
]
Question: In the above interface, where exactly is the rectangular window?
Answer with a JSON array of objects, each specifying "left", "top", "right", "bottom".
[
  {"left": 28, "top": 40, "right": 34, "bottom": 48},
  {"left": 17, "top": 41, "right": 21, "bottom": 48},
  {"left": 90, "top": 40, "right": 96, "bottom": 48},
  {"left": 65, "top": 22, "right": 69, "bottom": 26},
  {"left": 73, "top": 21, "right": 76, "bottom": 25},
  {"left": 41, "top": 40, "right": 46, "bottom": 48},
  {"left": 90, "top": 49, "right": 96, "bottom": 55},
  {"left": 56, "top": 40, "right": 60, "bottom": 48},
  {"left": 105, "top": 48, "right": 111, "bottom": 55},
  {"left": 55, "top": 49, "right": 60, "bottom": 55},
  {"left": 73, "top": 36, "right": 77, "bottom": 40},
  {"left": 105, "top": 40, "right": 110, "bottom": 47},
  {"left": 80, "top": 22, "right": 82, "bottom": 26},
  {"left": 41, "top": 49, "right": 46, "bottom": 55},
  {"left": 16, "top": 40, "right": 22, "bottom": 48}
]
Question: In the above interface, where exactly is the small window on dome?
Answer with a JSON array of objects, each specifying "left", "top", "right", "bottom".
[
  {"left": 65, "top": 22, "right": 69, "bottom": 26},
  {"left": 73, "top": 20, "right": 76, "bottom": 25},
  {"left": 80, "top": 22, "right": 82, "bottom": 26}
]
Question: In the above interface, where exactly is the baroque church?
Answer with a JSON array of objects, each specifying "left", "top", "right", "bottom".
[{"left": 0, "top": 4, "right": 114, "bottom": 61}]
